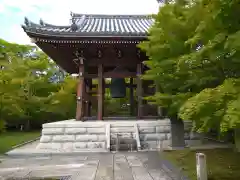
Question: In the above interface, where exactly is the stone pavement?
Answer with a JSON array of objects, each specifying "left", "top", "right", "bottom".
[{"left": 0, "top": 152, "right": 186, "bottom": 180}]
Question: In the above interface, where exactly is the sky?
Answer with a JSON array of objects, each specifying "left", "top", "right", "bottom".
[{"left": 0, "top": 0, "right": 159, "bottom": 45}]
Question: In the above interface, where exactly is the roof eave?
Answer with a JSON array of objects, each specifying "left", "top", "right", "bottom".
[{"left": 24, "top": 29, "right": 148, "bottom": 39}]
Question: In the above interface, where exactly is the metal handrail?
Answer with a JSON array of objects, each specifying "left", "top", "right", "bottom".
[
  {"left": 134, "top": 124, "right": 141, "bottom": 151},
  {"left": 106, "top": 124, "right": 111, "bottom": 151}
]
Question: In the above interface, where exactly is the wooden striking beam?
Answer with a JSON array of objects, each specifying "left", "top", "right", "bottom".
[
  {"left": 97, "top": 64, "right": 104, "bottom": 120},
  {"left": 137, "top": 63, "right": 143, "bottom": 119}
]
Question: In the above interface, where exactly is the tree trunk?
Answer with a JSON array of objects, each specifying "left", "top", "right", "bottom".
[
  {"left": 170, "top": 117, "right": 185, "bottom": 149},
  {"left": 234, "top": 128, "right": 240, "bottom": 152},
  {"left": 25, "top": 119, "right": 30, "bottom": 131}
]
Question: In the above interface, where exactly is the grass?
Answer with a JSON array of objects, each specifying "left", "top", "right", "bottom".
[
  {"left": 0, "top": 131, "right": 40, "bottom": 154},
  {"left": 163, "top": 149, "right": 240, "bottom": 180}
]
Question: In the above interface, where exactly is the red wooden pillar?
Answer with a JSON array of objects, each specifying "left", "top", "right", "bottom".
[
  {"left": 76, "top": 61, "right": 85, "bottom": 121},
  {"left": 137, "top": 63, "right": 143, "bottom": 119},
  {"left": 97, "top": 64, "right": 104, "bottom": 120}
]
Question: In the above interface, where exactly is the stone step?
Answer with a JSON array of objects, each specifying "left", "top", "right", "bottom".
[
  {"left": 110, "top": 138, "right": 136, "bottom": 144},
  {"left": 110, "top": 144, "right": 137, "bottom": 151}
]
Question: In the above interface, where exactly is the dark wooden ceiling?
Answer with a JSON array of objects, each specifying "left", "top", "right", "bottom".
[{"left": 37, "top": 41, "right": 147, "bottom": 74}]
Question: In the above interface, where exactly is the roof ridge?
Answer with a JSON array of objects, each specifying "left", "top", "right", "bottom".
[
  {"left": 71, "top": 12, "right": 153, "bottom": 19},
  {"left": 22, "top": 13, "right": 154, "bottom": 37}
]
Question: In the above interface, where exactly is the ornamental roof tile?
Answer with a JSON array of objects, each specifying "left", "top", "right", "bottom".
[{"left": 22, "top": 13, "right": 154, "bottom": 37}]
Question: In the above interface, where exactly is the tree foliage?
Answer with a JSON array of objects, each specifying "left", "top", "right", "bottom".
[
  {"left": 0, "top": 39, "right": 133, "bottom": 132},
  {"left": 139, "top": 0, "right": 240, "bottom": 132},
  {"left": 0, "top": 39, "right": 77, "bottom": 130}
]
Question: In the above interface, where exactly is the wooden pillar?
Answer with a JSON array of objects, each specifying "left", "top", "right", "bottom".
[
  {"left": 129, "top": 78, "right": 134, "bottom": 116},
  {"left": 98, "top": 64, "right": 104, "bottom": 120},
  {"left": 76, "top": 61, "right": 85, "bottom": 121},
  {"left": 103, "top": 79, "right": 105, "bottom": 117},
  {"left": 137, "top": 63, "right": 143, "bottom": 119},
  {"left": 85, "top": 79, "right": 92, "bottom": 117}
]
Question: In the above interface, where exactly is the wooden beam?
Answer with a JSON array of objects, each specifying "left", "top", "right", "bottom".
[
  {"left": 137, "top": 63, "right": 143, "bottom": 119},
  {"left": 81, "top": 72, "right": 136, "bottom": 78},
  {"left": 97, "top": 64, "right": 104, "bottom": 120},
  {"left": 103, "top": 71, "right": 136, "bottom": 78},
  {"left": 103, "top": 79, "right": 105, "bottom": 117},
  {"left": 91, "top": 83, "right": 137, "bottom": 89},
  {"left": 85, "top": 79, "right": 92, "bottom": 117},
  {"left": 86, "top": 60, "right": 138, "bottom": 67}
]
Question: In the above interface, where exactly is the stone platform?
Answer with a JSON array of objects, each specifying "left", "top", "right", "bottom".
[{"left": 35, "top": 119, "right": 201, "bottom": 153}]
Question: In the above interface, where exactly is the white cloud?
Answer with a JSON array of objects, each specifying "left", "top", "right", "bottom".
[
  {"left": 6, "top": 25, "right": 33, "bottom": 45},
  {"left": 0, "top": 0, "right": 159, "bottom": 44}
]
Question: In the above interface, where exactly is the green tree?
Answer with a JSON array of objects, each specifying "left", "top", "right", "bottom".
[
  {"left": 0, "top": 39, "right": 34, "bottom": 131},
  {"left": 139, "top": 0, "right": 240, "bottom": 148},
  {"left": 0, "top": 50, "right": 59, "bottom": 129},
  {"left": 0, "top": 39, "right": 68, "bottom": 130},
  {"left": 47, "top": 76, "right": 77, "bottom": 119}
]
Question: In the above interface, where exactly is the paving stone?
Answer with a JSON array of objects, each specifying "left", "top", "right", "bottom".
[
  {"left": 29, "top": 169, "right": 77, "bottom": 178},
  {"left": 51, "top": 156, "right": 88, "bottom": 162},
  {"left": 131, "top": 167, "right": 153, "bottom": 180},
  {"left": 2, "top": 169, "right": 31, "bottom": 179},
  {"left": 73, "top": 166, "right": 98, "bottom": 180},
  {"left": 136, "top": 152, "right": 170, "bottom": 180},
  {"left": 95, "top": 154, "right": 113, "bottom": 180},
  {"left": 0, "top": 152, "right": 182, "bottom": 180},
  {"left": 114, "top": 154, "right": 134, "bottom": 180},
  {"left": 126, "top": 155, "right": 144, "bottom": 167},
  {"left": 148, "top": 169, "right": 170, "bottom": 180}
]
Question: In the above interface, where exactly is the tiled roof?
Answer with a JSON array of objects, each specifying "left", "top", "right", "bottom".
[{"left": 22, "top": 13, "right": 154, "bottom": 37}]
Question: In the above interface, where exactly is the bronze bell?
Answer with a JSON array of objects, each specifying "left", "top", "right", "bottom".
[{"left": 110, "top": 78, "right": 126, "bottom": 98}]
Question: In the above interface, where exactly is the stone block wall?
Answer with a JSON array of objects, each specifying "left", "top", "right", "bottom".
[
  {"left": 137, "top": 120, "right": 203, "bottom": 150},
  {"left": 36, "top": 119, "right": 202, "bottom": 152},
  {"left": 37, "top": 121, "right": 107, "bottom": 152},
  {"left": 138, "top": 120, "right": 171, "bottom": 150}
]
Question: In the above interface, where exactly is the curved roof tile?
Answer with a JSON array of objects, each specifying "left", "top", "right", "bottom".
[{"left": 22, "top": 13, "right": 154, "bottom": 37}]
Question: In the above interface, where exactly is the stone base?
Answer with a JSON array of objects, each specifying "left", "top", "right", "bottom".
[{"left": 36, "top": 119, "right": 201, "bottom": 152}]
